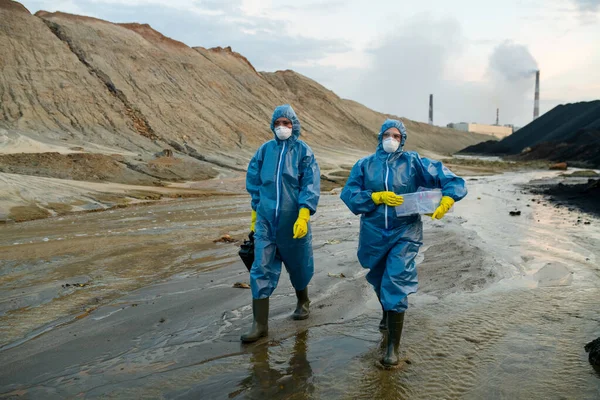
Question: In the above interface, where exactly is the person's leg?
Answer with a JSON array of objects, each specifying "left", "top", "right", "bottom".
[
  {"left": 380, "top": 238, "right": 421, "bottom": 366},
  {"left": 358, "top": 224, "right": 392, "bottom": 330},
  {"left": 279, "top": 229, "right": 314, "bottom": 320},
  {"left": 242, "top": 220, "right": 283, "bottom": 342}
]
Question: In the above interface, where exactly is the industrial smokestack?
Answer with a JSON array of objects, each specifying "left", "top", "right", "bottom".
[
  {"left": 496, "top": 108, "right": 499, "bottom": 125},
  {"left": 428, "top": 94, "right": 433, "bottom": 125},
  {"left": 533, "top": 70, "right": 540, "bottom": 119}
]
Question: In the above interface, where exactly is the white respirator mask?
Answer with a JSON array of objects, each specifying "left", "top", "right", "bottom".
[
  {"left": 274, "top": 126, "right": 292, "bottom": 140},
  {"left": 382, "top": 137, "right": 400, "bottom": 153}
]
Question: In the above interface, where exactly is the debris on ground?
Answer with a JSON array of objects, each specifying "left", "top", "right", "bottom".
[
  {"left": 585, "top": 337, "right": 600, "bottom": 366},
  {"left": 549, "top": 162, "right": 568, "bottom": 171},
  {"left": 325, "top": 239, "right": 341, "bottom": 245},
  {"left": 233, "top": 282, "right": 250, "bottom": 289},
  {"left": 213, "top": 234, "right": 237, "bottom": 243},
  {"left": 509, "top": 211, "right": 521, "bottom": 216},
  {"left": 327, "top": 273, "right": 346, "bottom": 278},
  {"left": 62, "top": 283, "right": 89, "bottom": 288}
]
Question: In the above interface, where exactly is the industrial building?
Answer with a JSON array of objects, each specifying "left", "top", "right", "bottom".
[
  {"left": 447, "top": 122, "right": 513, "bottom": 139},
  {"left": 442, "top": 69, "right": 539, "bottom": 140}
]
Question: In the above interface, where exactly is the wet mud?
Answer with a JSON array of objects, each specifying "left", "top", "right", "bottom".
[
  {"left": 527, "top": 175, "right": 600, "bottom": 217},
  {"left": 1, "top": 171, "right": 599, "bottom": 399}
]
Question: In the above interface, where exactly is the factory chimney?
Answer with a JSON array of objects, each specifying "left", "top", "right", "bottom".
[
  {"left": 496, "top": 108, "right": 499, "bottom": 126},
  {"left": 428, "top": 94, "right": 433, "bottom": 125},
  {"left": 533, "top": 70, "right": 540, "bottom": 119}
]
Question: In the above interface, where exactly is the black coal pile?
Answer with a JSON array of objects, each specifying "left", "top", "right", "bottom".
[{"left": 460, "top": 101, "right": 600, "bottom": 168}]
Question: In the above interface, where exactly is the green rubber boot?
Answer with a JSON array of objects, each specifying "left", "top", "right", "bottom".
[
  {"left": 381, "top": 311, "right": 405, "bottom": 367},
  {"left": 241, "top": 298, "right": 269, "bottom": 343},
  {"left": 292, "top": 288, "right": 310, "bottom": 320}
]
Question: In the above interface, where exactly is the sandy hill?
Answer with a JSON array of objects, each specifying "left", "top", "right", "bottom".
[{"left": 0, "top": 0, "right": 493, "bottom": 221}]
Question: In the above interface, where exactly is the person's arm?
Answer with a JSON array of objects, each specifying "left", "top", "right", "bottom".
[
  {"left": 298, "top": 152, "right": 320, "bottom": 215},
  {"left": 415, "top": 155, "right": 467, "bottom": 219},
  {"left": 340, "top": 160, "right": 378, "bottom": 215},
  {"left": 293, "top": 151, "right": 320, "bottom": 239},
  {"left": 246, "top": 149, "right": 262, "bottom": 230},
  {"left": 416, "top": 155, "right": 467, "bottom": 202}
]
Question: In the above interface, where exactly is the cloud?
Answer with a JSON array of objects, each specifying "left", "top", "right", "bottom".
[
  {"left": 21, "top": 0, "right": 350, "bottom": 71},
  {"left": 21, "top": 0, "right": 93, "bottom": 16},
  {"left": 486, "top": 42, "right": 539, "bottom": 126},
  {"left": 488, "top": 42, "right": 538, "bottom": 82},
  {"left": 572, "top": 0, "right": 600, "bottom": 12},
  {"left": 328, "top": 14, "right": 471, "bottom": 124},
  {"left": 297, "top": 15, "right": 540, "bottom": 127},
  {"left": 279, "top": 0, "right": 347, "bottom": 12}
]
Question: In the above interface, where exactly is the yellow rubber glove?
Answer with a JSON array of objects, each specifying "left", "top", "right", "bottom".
[
  {"left": 293, "top": 208, "right": 310, "bottom": 239},
  {"left": 250, "top": 210, "right": 257, "bottom": 232},
  {"left": 371, "top": 191, "right": 404, "bottom": 207},
  {"left": 432, "top": 196, "right": 455, "bottom": 220}
]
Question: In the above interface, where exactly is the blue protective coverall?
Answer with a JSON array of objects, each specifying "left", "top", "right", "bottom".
[
  {"left": 340, "top": 119, "right": 467, "bottom": 312},
  {"left": 246, "top": 105, "right": 321, "bottom": 299}
]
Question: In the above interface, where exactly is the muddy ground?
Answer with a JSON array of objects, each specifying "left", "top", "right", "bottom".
[
  {"left": 0, "top": 153, "right": 355, "bottom": 223},
  {"left": 0, "top": 155, "right": 551, "bottom": 224},
  {"left": 0, "top": 152, "right": 217, "bottom": 186},
  {"left": 1, "top": 170, "right": 599, "bottom": 399},
  {"left": 527, "top": 176, "right": 600, "bottom": 217}
]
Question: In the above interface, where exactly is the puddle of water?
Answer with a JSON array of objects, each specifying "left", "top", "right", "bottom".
[{"left": 452, "top": 154, "right": 508, "bottom": 162}]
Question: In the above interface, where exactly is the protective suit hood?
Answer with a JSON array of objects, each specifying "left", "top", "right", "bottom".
[
  {"left": 271, "top": 104, "right": 301, "bottom": 142},
  {"left": 377, "top": 119, "right": 407, "bottom": 156}
]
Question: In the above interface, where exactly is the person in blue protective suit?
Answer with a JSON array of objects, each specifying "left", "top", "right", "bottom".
[
  {"left": 241, "top": 104, "right": 321, "bottom": 343},
  {"left": 340, "top": 119, "right": 467, "bottom": 367}
]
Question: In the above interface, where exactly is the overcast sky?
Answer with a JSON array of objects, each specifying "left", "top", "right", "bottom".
[{"left": 19, "top": 0, "right": 600, "bottom": 127}]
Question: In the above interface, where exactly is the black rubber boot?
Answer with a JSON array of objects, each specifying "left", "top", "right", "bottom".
[
  {"left": 241, "top": 298, "right": 269, "bottom": 343},
  {"left": 382, "top": 311, "right": 405, "bottom": 367},
  {"left": 379, "top": 310, "right": 388, "bottom": 332},
  {"left": 292, "top": 288, "right": 310, "bottom": 320}
]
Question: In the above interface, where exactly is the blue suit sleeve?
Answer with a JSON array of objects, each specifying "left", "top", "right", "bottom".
[
  {"left": 416, "top": 155, "right": 468, "bottom": 201},
  {"left": 340, "top": 160, "right": 378, "bottom": 215},
  {"left": 246, "top": 150, "right": 262, "bottom": 211},
  {"left": 298, "top": 152, "right": 321, "bottom": 214}
]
